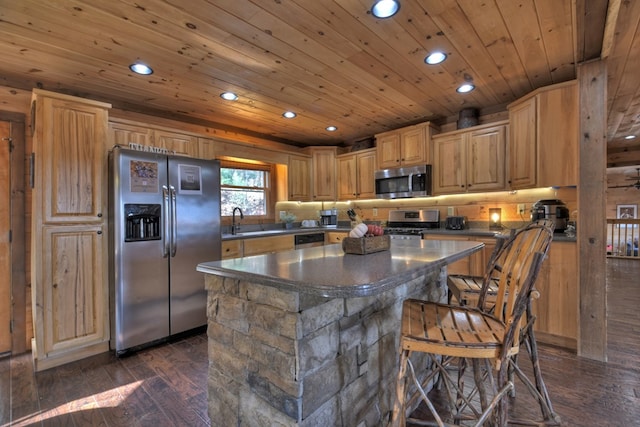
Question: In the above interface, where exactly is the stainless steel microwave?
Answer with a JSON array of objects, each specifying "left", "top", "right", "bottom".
[{"left": 375, "top": 164, "right": 432, "bottom": 199}]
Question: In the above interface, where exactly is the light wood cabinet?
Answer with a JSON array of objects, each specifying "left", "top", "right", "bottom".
[
  {"left": 288, "top": 154, "right": 312, "bottom": 201},
  {"left": 308, "top": 147, "right": 337, "bottom": 201},
  {"left": 432, "top": 123, "right": 507, "bottom": 195},
  {"left": 242, "top": 235, "right": 294, "bottom": 256},
  {"left": 337, "top": 148, "right": 376, "bottom": 200},
  {"left": 508, "top": 81, "right": 578, "bottom": 188},
  {"left": 326, "top": 231, "right": 349, "bottom": 244},
  {"left": 31, "top": 89, "right": 111, "bottom": 371},
  {"left": 153, "top": 129, "right": 198, "bottom": 157},
  {"left": 508, "top": 97, "right": 537, "bottom": 189},
  {"left": 221, "top": 239, "right": 243, "bottom": 259},
  {"left": 109, "top": 121, "right": 198, "bottom": 157},
  {"left": 532, "top": 241, "right": 578, "bottom": 349},
  {"left": 422, "top": 235, "right": 496, "bottom": 276},
  {"left": 375, "top": 122, "right": 435, "bottom": 169}
]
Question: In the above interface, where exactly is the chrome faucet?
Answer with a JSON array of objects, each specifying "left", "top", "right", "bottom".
[{"left": 231, "top": 207, "right": 244, "bottom": 235}]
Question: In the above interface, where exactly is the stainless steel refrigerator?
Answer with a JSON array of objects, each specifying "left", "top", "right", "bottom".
[{"left": 109, "top": 147, "right": 220, "bottom": 355}]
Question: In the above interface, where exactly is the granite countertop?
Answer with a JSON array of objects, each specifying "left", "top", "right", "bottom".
[{"left": 197, "top": 239, "right": 484, "bottom": 298}]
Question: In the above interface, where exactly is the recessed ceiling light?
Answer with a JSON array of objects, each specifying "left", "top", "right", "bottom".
[
  {"left": 624, "top": 135, "right": 636, "bottom": 140},
  {"left": 129, "top": 63, "right": 153, "bottom": 75},
  {"left": 326, "top": 126, "right": 337, "bottom": 132},
  {"left": 220, "top": 92, "right": 238, "bottom": 101},
  {"left": 456, "top": 83, "right": 475, "bottom": 93},
  {"left": 283, "top": 111, "right": 297, "bottom": 119},
  {"left": 371, "top": 0, "right": 400, "bottom": 18},
  {"left": 425, "top": 52, "right": 447, "bottom": 65}
]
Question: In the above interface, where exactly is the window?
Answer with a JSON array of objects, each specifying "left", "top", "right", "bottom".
[{"left": 220, "top": 160, "right": 272, "bottom": 217}]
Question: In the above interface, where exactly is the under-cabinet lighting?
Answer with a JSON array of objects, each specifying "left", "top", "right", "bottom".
[
  {"left": 425, "top": 52, "right": 447, "bottom": 65},
  {"left": 326, "top": 126, "right": 337, "bottom": 132},
  {"left": 371, "top": 0, "right": 400, "bottom": 18},
  {"left": 283, "top": 111, "right": 297, "bottom": 119},
  {"left": 129, "top": 63, "right": 153, "bottom": 75},
  {"left": 625, "top": 135, "right": 636, "bottom": 140},
  {"left": 220, "top": 92, "right": 238, "bottom": 101},
  {"left": 456, "top": 83, "right": 475, "bottom": 93}
]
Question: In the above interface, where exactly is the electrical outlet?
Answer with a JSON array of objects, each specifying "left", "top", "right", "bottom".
[
  {"left": 447, "top": 206, "right": 455, "bottom": 216},
  {"left": 517, "top": 204, "right": 525, "bottom": 215},
  {"left": 279, "top": 211, "right": 286, "bottom": 220},
  {"left": 372, "top": 208, "right": 378, "bottom": 217}
]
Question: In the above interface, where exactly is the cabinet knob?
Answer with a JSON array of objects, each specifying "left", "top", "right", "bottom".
[
  {"left": 97, "top": 230, "right": 102, "bottom": 235},
  {"left": 97, "top": 213, "right": 103, "bottom": 217}
]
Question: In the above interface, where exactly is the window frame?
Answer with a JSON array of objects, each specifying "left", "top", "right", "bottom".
[{"left": 219, "top": 159, "right": 276, "bottom": 222}]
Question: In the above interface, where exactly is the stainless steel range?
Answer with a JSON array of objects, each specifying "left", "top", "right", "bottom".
[{"left": 385, "top": 209, "right": 440, "bottom": 240}]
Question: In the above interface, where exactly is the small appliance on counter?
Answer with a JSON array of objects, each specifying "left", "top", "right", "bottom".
[
  {"left": 445, "top": 216, "right": 467, "bottom": 230},
  {"left": 319, "top": 208, "right": 338, "bottom": 228},
  {"left": 531, "top": 199, "right": 570, "bottom": 233}
]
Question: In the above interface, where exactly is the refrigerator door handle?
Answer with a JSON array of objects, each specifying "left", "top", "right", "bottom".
[
  {"left": 170, "top": 185, "right": 178, "bottom": 257},
  {"left": 162, "top": 185, "right": 170, "bottom": 258}
]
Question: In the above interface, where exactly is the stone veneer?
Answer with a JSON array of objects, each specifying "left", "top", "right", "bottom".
[{"left": 204, "top": 267, "right": 446, "bottom": 426}]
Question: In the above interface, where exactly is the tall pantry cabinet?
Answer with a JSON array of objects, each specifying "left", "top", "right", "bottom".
[{"left": 30, "top": 89, "right": 111, "bottom": 371}]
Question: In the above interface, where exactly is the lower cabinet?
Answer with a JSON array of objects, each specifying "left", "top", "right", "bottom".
[
  {"left": 221, "top": 239, "right": 243, "bottom": 259},
  {"left": 326, "top": 231, "right": 349, "bottom": 244},
  {"left": 222, "top": 234, "right": 296, "bottom": 259},
  {"left": 422, "top": 235, "right": 496, "bottom": 276},
  {"left": 532, "top": 241, "right": 578, "bottom": 349},
  {"left": 32, "top": 225, "right": 109, "bottom": 371}
]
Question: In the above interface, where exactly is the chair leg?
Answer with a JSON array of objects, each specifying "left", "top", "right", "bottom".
[{"left": 390, "top": 348, "right": 411, "bottom": 427}]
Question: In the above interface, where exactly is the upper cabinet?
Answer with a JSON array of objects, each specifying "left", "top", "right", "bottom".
[
  {"left": 288, "top": 154, "right": 312, "bottom": 201},
  {"left": 109, "top": 121, "right": 198, "bottom": 157},
  {"left": 508, "top": 81, "right": 578, "bottom": 188},
  {"left": 375, "top": 122, "right": 436, "bottom": 169},
  {"left": 307, "top": 147, "right": 337, "bottom": 201},
  {"left": 337, "top": 148, "right": 377, "bottom": 200},
  {"left": 432, "top": 122, "right": 507, "bottom": 195}
]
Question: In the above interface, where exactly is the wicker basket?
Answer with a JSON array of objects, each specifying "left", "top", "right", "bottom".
[{"left": 342, "top": 235, "right": 390, "bottom": 254}]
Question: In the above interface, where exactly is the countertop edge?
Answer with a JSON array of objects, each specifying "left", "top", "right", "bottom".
[{"left": 198, "top": 241, "right": 484, "bottom": 298}]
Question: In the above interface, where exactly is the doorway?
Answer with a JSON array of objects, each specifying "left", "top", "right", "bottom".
[{"left": 0, "top": 116, "right": 26, "bottom": 355}]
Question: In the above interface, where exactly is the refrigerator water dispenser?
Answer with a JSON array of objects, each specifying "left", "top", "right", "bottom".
[{"left": 124, "top": 204, "right": 161, "bottom": 241}]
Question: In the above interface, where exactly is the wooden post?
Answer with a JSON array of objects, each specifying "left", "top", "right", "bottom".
[{"left": 577, "top": 59, "right": 607, "bottom": 361}]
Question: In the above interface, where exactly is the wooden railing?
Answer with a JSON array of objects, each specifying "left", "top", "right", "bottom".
[{"left": 607, "top": 219, "right": 640, "bottom": 259}]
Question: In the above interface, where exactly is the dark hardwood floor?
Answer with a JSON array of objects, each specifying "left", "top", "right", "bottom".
[{"left": 1, "top": 259, "right": 639, "bottom": 426}]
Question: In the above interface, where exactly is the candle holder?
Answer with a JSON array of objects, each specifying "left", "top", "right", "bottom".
[{"left": 489, "top": 208, "right": 502, "bottom": 230}]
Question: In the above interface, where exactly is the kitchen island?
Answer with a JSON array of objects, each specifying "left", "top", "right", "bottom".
[{"left": 197, "top": 239, "right": 483, "bottom": 426}]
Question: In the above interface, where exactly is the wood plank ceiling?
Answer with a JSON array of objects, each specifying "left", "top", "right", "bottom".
[{"left": 0, "top": 0, "right": 638, "bottom": 167}]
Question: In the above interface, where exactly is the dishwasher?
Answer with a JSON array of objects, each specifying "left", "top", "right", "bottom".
[{"left": 294, "top": 233, "right": 325, "bottom": 249}]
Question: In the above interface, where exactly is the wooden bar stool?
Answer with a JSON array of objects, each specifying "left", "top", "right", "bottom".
[{"left": 390, "top": 221, "right": 555, "bottom": 427}]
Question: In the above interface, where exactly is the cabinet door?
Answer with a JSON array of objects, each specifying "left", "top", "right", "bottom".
[
  {"left": 356, "top": 150, "right": 377, "bottom": 199},
  {"left": 326, "top": 231, "right": 349, "bottom": 244},
  {"left": 37, "top": 225, "right": 108, "bottom": 358},
  {"left": 109, "top": 122, "right": 153, "bottom": 150},
  {"left": 467, "top": 125, "right": 507, "bottom": 192},
  {"left": 288, "top": 155, "right": 311, "bottom": 201},
  {"left": 221, "top": 239, "right": 243, "bottom": 259},
  {"left": 532, "top": 242, "right": 578, "bottom": 349},
  {"left": 432, "top": 134, "right": 466, "bottom": 194},
  {"left": 243, "top": 235, "right": 294, "bottom": 256},
  {"left": 153, "top": 130, "right": 198, "bottom": 157},
  {"left": 37, "top": 96, "right": 107, "bottom": 224},
  {"left": 337, "top": 154, "right": 357, "bottom": 200},
  {"left": 537, "top": 83, "right": 578, "bottom": 187},
  {"left": 311, "top": 148, "right": 336, "bottom": 200},
  {"left": 508, "top": 97, "right": 537, "bottom": 189},
  {"left": 376, "top": 133, "right": 401, "bottom": 169},
  {"left": 400, "top": 127, "right": 426, "bottom": 166}
]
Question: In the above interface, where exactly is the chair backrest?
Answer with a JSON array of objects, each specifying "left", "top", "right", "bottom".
[{"left": 478, "top": 220, "right": 554, "bottom": 353}]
